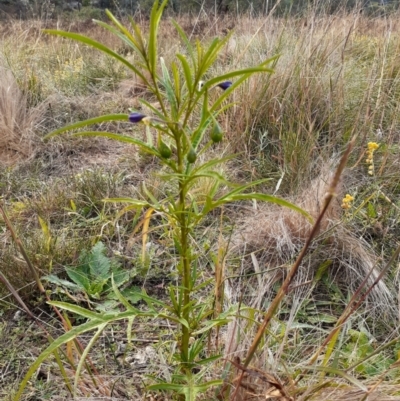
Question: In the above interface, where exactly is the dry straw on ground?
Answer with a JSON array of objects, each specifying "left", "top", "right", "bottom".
[
  {"left": 230, "top": 162, "right": 394, "bottom": 313},
  {"left": 0, "top": 64, "right": 45, "bottom": 166}
]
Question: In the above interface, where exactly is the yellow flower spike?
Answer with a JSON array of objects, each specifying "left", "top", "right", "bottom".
[
  {"left": 341, "top": 194, "right": 354, "bottom": 210},
  {"left": 367, "top": 142, "right": 379, "bottom": 151}
]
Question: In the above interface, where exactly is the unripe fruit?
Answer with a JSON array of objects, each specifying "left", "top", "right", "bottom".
[
  {"left": 211, "top": 123, "right": 223, "bottom": 143},
  {"left": 186, "top": 148, "right": 197, "bottom": 163},
  {"left": 157, "top": 135, "right": 172, "bottom": 159}
]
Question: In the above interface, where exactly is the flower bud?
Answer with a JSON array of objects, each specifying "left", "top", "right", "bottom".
[
  {"left": 216, "top": 81, "right": 233, "bottom": 90},
  {"left": 129, "top": 112, "right": 147, "bottom": 123}
]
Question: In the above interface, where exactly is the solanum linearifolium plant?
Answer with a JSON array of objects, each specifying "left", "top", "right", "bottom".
[{"left": 15, "top": 1, "right": 311, "bottom": 399}]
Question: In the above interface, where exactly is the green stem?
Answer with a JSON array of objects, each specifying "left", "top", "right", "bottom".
[
  {"left": 179, "top": 196, "right": 191, "bottom": 367},
  {"left": 175, "top": 127, "right": 191, "bottom": 370}
]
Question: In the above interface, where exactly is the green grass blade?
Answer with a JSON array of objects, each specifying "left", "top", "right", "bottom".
[
  {"left": 304, "top": 366, "right": 368, "bottom": 392},
  {"left": 15, "top": 306, "right": 156, "bottom": 400},
  {"left": 52, "top": 347, "right": 73, "bottom": 395}
]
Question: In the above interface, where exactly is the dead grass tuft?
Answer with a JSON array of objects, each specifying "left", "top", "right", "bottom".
[
  {"left": 230, "top": 162, "right": 393, "bottom": 311},
  {"left": 0, "top": 64, "right": 45, "bottom": 166}
]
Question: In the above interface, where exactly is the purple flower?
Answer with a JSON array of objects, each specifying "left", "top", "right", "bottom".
[
  {"left": 129, "top": 112, "right": 147, "bottom": 123},
  {"left": 216, "top": 81, "right": 233, "bottom": 90}
]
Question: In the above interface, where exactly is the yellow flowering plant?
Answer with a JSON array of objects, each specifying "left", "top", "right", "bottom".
[
  {"left": 366, "top": 141, "right": 380, "bottom": 176},
  {"left": 341, "top": 193, "right": 355, "bottom": 210}
]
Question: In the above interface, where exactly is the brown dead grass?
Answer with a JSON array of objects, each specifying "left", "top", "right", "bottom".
[
  {"left": 230, "top": 162, "right": 394, "bottom": 311},
  {"left": 0, "top": 64, "right": 45, "bottom": 166}
]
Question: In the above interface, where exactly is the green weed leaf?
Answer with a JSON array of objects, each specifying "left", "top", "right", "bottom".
[{"left": 44, "top": 114, "right": 129, "bottom": 139}]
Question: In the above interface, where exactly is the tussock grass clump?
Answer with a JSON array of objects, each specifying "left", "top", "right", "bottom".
[
  {"left": 230, "top": 163, "right": 394, "bottom": 314},
  {"left": 0, "top": 64, "right": 45, "bottom": 166}
]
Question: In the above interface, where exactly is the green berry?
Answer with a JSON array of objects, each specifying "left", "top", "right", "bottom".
[
  {"left": 186, "top": 148, "right": 197, "bottom": 163},
  {"left": 157, "top": 135, "right": 172, "bottom": 159},
  {"left": 211, "top": 123, "right": 223, "bottom": 143}
]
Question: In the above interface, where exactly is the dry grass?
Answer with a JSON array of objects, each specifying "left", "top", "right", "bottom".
[
  {"left": 0, "top": 8, "right": 399, "bottom": 401},
  {"left": 230, "top": 162, "right": 394, "bottom": 311},
  {"left": 0, "top": 64, "right": 45, "bottom": 166}
]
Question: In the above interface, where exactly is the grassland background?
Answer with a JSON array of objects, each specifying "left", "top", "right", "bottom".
[{"left": 0, "top": 3, "right": 400, "bottom": 400}]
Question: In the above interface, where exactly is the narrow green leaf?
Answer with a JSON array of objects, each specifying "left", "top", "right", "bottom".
[
  {"left": 48, "top": 301, "right": 105, "bottom": 320},
  {"left": 128, "top": 16, "right": 147, "bottom": 54},
  {"left": 196, "top": 354, "right": 222, "bottom": 365},
  {"left": 191, "top": 90, "right": 210, "bottom": 149},
  {"left": 14, "top": 318, "right": 105, "bottom": 401},
  {"left": 172, "top": 20, "right": 195, "bottom": 64},
  {"left": 104, "top": 197, "right": 149, "bottom": 207},
  {"left": 104, "top": 10, "right": 146, "bottom": 56},
  {"left": 171, "top": 61, "right": 181, "bottom": 106},
  {"left": 177, "top": 54, "right": 194, "bottom": 94},
  {"left": 44, "top": 114, "right": 128, "bottom": 139},
  {"left": 169, "top": 286, "right": 181, "bottom": 315},
  {"left": 203, "top": 66, "right": 274, "bottom": 91},
  {"left": 74, "top": 323, "right": 107, "bottom": 398},
  {"left": 158, "top": 313, "right": 190, "bottom": 328},
  {"left": 191, "top": 155, "right": 236, "bottom": 175},
  {"left": 43, "top": 30, "right": 147, "bottom": 83},
  {"left": 70, "top": 132, "right": 160, "bottom": 156},
  {"left": 142, "top": 182, "right": 161, "bottom": 208},
  {"left": 111, "top": 275, "right": 138, "bottom": 312},
  {"left": 160, "top": 57, "right": 177, "bottom": 116},
  {"left": 138, "top": 98, "right": 166, "bottom": 120},
  {"left": 221, "top": 193, "right": 313, "bottom": 222},
  {"left": 192, "top": 379, "right": 224, "bottom": 393},
  {"left": 93, "top": 20, "right": 146, "bottom": 64},
  {"left": 192, "top": 319, "right": 231, "bottom": 336},
  {"left": 148, "top": 0, "right": 168, "bottom": 74},
  {"left": 197, "top": 35, "right": 230, "bottom": 79}
]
